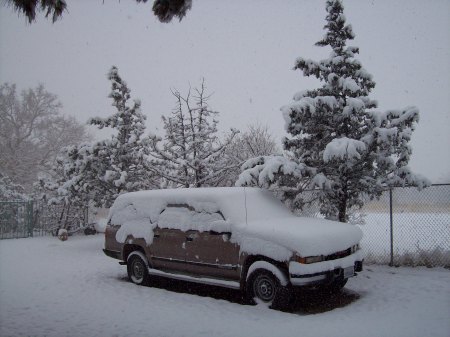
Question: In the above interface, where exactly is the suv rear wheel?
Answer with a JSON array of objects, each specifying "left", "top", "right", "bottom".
[{"left": 127, "top": 252, "right": 148, "bottom": 285}]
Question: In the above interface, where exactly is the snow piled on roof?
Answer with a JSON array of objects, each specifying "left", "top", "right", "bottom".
[{"left": 109, "top": 187, "right": 247, "bottom": 225}]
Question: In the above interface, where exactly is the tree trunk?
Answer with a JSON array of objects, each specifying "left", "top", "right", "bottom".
[
  {"left": 338, "top": 182, "right": 348, "bottom": 223},
  {"left": 338, "top": 198, "right": 347, "bottom": 223}
]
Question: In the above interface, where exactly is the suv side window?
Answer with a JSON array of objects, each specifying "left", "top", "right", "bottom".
[{"left": 158, "top": 204, "right": 225, "bottom": 232}]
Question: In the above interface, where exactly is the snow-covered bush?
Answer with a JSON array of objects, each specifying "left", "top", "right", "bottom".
[
  {"left": 0, "top": 173, "right": 28, "bottom": 201},
  {"left": 57, "top": 228, "right": 68, "bottom": 241}
]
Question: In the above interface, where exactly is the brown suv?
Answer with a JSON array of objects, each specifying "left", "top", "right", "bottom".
[{"left": 104, "top": 187, "right": 363, "bottom": 308}]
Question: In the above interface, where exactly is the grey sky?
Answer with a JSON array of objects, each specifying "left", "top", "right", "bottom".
[{"left": 1, "top": 0, "right": 449, "bottom": 183}]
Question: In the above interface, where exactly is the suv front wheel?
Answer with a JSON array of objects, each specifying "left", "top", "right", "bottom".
[
  {"left": 251, "top": 270, "right": 277, "bottom": 303},
  {"left": 127, "top": 251, "right": 149, "bottom": 285},
  {"left": 246, "top": 269, "right": 290, "bottom": 309}
]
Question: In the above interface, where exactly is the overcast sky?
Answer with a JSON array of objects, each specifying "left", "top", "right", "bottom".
[{"left": 1, "top": 0, "right": 449, "bottom": 183}]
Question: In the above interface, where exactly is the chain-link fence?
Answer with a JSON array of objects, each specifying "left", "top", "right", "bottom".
[
  {"left": 359, "top": 184, "right": 450, "bottom": 268},
  {"left": 298, "top": 184, "right": 450, "bottom": 268}
]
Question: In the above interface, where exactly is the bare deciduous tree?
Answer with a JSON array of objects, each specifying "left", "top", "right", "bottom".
[
  {"left": 219, "top": 124, "right": 279, "bottom": 186},
  {"left": 0, "top": 83, "right": 90, "bottom": 193}
]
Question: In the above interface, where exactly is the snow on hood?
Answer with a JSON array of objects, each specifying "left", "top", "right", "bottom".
[
  {"left": 108, "top": 187, "right": 363, "bottom": 261},
  {"left": 239, "top": 216, "right": 363, "bottom": 257}
]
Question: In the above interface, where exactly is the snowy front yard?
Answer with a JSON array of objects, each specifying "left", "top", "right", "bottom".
[{"left": 0, "top": 235, "right": 449, "bottom": 337}]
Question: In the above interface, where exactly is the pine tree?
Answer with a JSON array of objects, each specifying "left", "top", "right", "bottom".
[
  {"left": 3, "top": 0, "right": 66, "bottom": 23},
  {"left": 3, "top": 0, "right": 192, "bottom": 24},
  {"left": 238, "top": 0, "right": 428, "bottom": 222},
  {"left": 151, "top": 0, "right": 192, "bottom": 23},
  {"left": 149, "top": 79, "right": 238, "bottom": 188},
  {"left": 35, "top": 143, "right": 93, "bottom": 207},
  {"left": 40, "top": 66, "right": 156, "bottom": 208},
  {"left": 84, "top": 66, "right": 156, "bottom": 207}
]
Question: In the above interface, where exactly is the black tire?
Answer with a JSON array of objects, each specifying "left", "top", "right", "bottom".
[
  {"left": 127, "top": 253, "right": 148, "bottom": 285},
  {"left": 246, "top": 269, "right": 291, "bottom": 310}
]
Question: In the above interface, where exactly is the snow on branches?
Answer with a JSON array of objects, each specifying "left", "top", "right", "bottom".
[
  {"left": 149, "top": 79, "right": 238, "bottom": 188},
  {"left": 238, "top": 0, "right": 429, "bottom": 222},
  {"left": 83, "top": 66, "right": 156, "bottom": 207},
  {"left": 0, "top": 173, "right": 28, "bottom": 201},
  {"left": 220, "top": 124, "right": 279, "bottom": 186},
  {"left": 40, "top": 66, "right": 157, "bottom": 208}
]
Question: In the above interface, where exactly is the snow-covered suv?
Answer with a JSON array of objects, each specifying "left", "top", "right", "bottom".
[{"left": 103, "top": 187, "right": 363, "bottom": 308}]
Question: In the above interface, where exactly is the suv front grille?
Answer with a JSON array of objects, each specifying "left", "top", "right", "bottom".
[{"left": 324, "top": 248, "right": 351, "bottom": 261}]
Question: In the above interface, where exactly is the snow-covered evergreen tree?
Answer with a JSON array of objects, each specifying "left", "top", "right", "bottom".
[
  {"left": 41, "top": 66, "right": 156, "bottom": 208},
  {"left": 152, "top": 0, "right": 192, "bottom": 23},
  {"left": 4, "top": 0, "right": 191, "bottom": 24},
  {"left": 149, "top": 79, "right": 238, "bottom": 188},
  {"left": 83, "top": 66, "right": 157, "bottom": 207},
  {"left": 34, "top": 143, "right": 92, "bottom": 206},
  {"left": 33, "top": 147, "right": 93, "bottom": 233},
  {"left": 238, "top": 0, "right": 428, "bottom": 222}
]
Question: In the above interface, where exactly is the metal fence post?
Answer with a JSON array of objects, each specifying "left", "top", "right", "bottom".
[
  {"left": 389, "top": 188, "right": 394, "bottom": 266},
  {"left": 27, "top": 200, "right": 34, "bottom": 237}
]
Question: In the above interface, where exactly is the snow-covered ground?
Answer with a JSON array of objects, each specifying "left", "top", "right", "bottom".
[{"left": 0, "top": 235, "right": 449, "bottom": 337}]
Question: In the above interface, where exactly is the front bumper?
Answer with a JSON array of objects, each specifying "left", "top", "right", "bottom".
[{"left": 289, "top": 250, "right": 364, "bottom": 286}]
